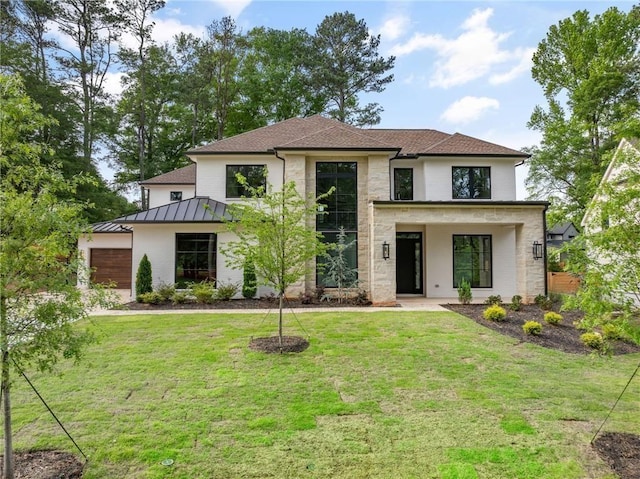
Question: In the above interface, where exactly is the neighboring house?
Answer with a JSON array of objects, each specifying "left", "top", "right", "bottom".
[
  {"left": 79, "top": 115, "right": 548, "bottom": 305},
  {"left": 546, "top": 222, "right": 578, "bottom": 249},
  {"left": 582, "top": 137, "right": 640, "bottom": 234}
]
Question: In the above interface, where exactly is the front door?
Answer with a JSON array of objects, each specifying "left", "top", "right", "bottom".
[{"left": 396, "top": 232, "right": 423, "bottom": 294}]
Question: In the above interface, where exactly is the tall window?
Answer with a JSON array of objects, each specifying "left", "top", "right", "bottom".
[
  {"left": 226, "top": 165, "right": 266, "bottom": 198},
  {"left": 175, "top": 233, "right": 216, "bottom": 286},
  {"left": 394, "top": 168, "right": 413, "bottom": 200},
  {"left": 316, "top": 162, "right": 358, "bottom": 286},
  {"left": 452, "top": 167, "right": 491, "bottom": 199},
  {"left": 453, "top": 235, "right": 492, "bottom": 288}
]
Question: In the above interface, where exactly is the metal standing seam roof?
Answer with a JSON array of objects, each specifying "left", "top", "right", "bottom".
[
  {"left": 90, "top": 221, "right": 133, "bottom": 233},
  {"left": 113, "top": 197, "right": 232, "bottom": 223}
]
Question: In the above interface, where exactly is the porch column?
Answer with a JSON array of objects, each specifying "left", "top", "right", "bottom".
[{"left": 369, "top": 204, "right": 396, "bottom": 306}]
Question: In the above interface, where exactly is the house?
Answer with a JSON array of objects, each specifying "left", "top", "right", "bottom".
[
  {"left": 582, "top": 138, "right": 640, "bottom": 234},
  {"left": 546, "top": 222, "right": 578, "bottom": 249},
  {"left": 79, "top": 115, "right": 548, "bottom": 305}
]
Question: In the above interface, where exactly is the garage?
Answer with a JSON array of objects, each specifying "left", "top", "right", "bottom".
[{"left": 90, "top": 248, "right": 132, "bottom": 288}]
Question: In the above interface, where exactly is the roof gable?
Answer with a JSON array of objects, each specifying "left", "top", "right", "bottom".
[{"left": 140, "top": 164, "right": 196, "bottom": 185}]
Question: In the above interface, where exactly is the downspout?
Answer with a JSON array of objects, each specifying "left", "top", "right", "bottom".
[{"left": 543, "top": 203, "right": 549, "bottom": 296}]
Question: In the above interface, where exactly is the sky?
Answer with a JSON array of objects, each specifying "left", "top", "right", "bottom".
[{"left": 97, "top": 0, "right": 636, "bottom": 199}]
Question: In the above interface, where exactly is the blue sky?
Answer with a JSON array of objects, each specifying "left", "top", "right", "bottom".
[{"left": 101, "top": 0, "right": 635, "bottom": 198}]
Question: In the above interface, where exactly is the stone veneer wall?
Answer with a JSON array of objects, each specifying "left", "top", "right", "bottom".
[{"left": 369, "top": 203, "right": 547, "bottom": 306}]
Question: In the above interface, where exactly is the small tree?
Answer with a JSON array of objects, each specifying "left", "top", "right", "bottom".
[
  {"left": 136, "top": 253, "right": 153, "bottom": 298},
  {"left": 564, "top": 142, "right": 640, "bottom": 339},
  {"left": 242, "top": 256, "right": 258, "bottom": 299},
  {"left": 321, "top": 227, "right": 358, "bottom": 303},
  {"left": 222, "top": 174, "right": 332, "bottom": 347},
  {"left": 1, "top": 73, "right": 112, "bottom": 479}
]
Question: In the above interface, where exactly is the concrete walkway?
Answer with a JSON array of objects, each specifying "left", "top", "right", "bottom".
[{"left": 90, "top": 291, "right": 451, "bottom": 315}]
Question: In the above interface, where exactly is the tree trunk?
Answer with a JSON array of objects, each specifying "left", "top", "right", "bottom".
[
  {"left": 278, "top": 291, "right": 283, "bottom": 349},
  {"left": 2, "top": 356, "right": 13, "bottom": 479}
]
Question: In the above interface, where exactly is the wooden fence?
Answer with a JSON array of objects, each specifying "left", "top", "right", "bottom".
[{"left": 547, "top": 272, "right": 581, "bottom": 294}]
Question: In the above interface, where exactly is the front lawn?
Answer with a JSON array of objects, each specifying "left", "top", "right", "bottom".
[{"left": 9, "top": 311, "right": 640, "bottom": 478}]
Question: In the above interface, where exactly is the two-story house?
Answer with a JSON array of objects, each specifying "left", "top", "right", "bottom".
[{"left": 79, "top": 115, "right": 548, "bottom": 305}]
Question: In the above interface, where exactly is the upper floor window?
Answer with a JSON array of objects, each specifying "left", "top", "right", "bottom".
[
  {"left": 226, "top": 165, "right": 266, "bottom": 198},
  {"left": 316, "top": 162, "right": 357, "bottom": 231},
  {"left": 394, "top": 168, "right": 413, "bottom": 200},
  {"left": 170, "top": 191, "right": 182, "bottom": 201},
  {"left": 452, "top": 167, "right": 491, "bottom": 199}
]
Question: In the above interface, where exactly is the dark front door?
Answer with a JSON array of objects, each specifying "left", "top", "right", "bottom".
[{"left": 396, "top": 233, "right": 423, "bottom": 294}]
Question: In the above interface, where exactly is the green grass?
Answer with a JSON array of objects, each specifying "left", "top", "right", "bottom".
[{"left": 8, "top": 310, "right": 639, "bottom": 478}]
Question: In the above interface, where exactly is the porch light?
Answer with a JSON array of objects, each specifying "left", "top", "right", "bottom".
[
  {"left": 382, "top": 241, "right": 390, "bottom": 260},
  {"left": 532, "top": 241, "right": 543, "bottom": 260}
]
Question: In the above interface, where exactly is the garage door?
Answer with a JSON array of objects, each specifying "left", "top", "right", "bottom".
[{"left": 90, "top": 248, "right": 132, "bottom": 288}]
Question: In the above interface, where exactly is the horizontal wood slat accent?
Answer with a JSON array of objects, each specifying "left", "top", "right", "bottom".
[
  {"left": 547, "top": 272, "right": 580, "bottom": 294},
  {"left": 90, "top": 248, "right": 132, "bottom": 288}
]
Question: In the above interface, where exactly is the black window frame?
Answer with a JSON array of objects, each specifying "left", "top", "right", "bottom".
[
  {"left": 452, "top": 234, "right": 492, "bottom": 288},
  {"left": 315, "top": 161, "right": 358, "bottom": 286},
  {"left": 226, "top": 164, "right": 267, "bottom": 198},
  {"left": 170, "top": 191, "right": 182, "bottom": 201},
  {"left": 452, "top": 166, "right": 491, "bottom": 199},
  {"left": 175, "top": 233, "right": 217, "bottom": 287},
  {"left": 394, "top": 168, "right": 414, "bottom": 200}
]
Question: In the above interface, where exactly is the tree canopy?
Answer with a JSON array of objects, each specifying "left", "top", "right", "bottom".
[{"left": 526, "top": 5, "right": 640, "bottom": 226}]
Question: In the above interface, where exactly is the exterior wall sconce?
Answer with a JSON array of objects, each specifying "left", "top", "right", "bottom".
[
  {"left": 532, "top": 241, "right": 543, "bottom": 260},
  {"left": 382, "top": 241, "right": 390, "bottom": 260}
]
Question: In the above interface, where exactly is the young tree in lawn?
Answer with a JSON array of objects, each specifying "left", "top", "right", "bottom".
[
  {"left": 309, "top": 11, "right": 395, "bottom": 126},
  {"left": 222, "top": 173, "right": 332, "bottom": 347},
  {"left": 1, "top": 73, "right": 112, "bottom": 479}
]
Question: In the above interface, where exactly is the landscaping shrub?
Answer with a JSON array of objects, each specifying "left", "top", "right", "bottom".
[
  {"left": 354, "top": 289, "right": 370, "bottom": 305},
  {"left": 215, "top": 281, "right": 239, "bottom": 301},
  {"left": 242, "top": 257, "right": 257, "bottom": 299},
  {"left": 534, "top": 294, "right": 553, "bottom": 310},
  {"left": 581, "top": 332, "right": 605, "bottom": 350},
  {"left": 135, "top": 254, "right": 153, "bottom": 299},
  {"left": 483, "top": 304, "right": 507, "bottom": 321},
  {"left": 602, "top": 323, "right": 625, "bottom": 340},
  {"left": 544, "top": 312, "right": 563, "bottom": 325},
  {"left": 171, "top": 291, "right": 188, "bottom": 304},
  {"left": 484, "top": 295, "right": 502, "bottom": 305},
  {"left": 155, "top": 282, "right": 175, "bottom": 302},
  {"left": 458, "top": 279, "right": 472, "bottom": 304},
  {"left": 510, "top": 295, "right": 523, "bottom": 311},
  {"left": 191, "top": 281, "right": 215, "bottom": 304},
  {"left": 523, "top": 321, "right": 542, "bottom": 335},
  {"left": 138, "top": 291, "right": 163, "bottom": 304}
]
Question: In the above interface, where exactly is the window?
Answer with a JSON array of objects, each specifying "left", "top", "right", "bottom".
[
  {"left": 394, "top": 168, "right": 413, "bottom": 200},
  {"left": 226, "top": 165, "right": 266, "bottom": 198},
  {"left": 175, "top": 233, "right": 216, "bottom": 287},
  {"left": 452, "top": 167, "right": 491, "bottom": 199},
  {"left": 170, "top": 191, "right": 182, "bottom": 201},
  {"left": 316, "top": 162, "right": 358, "bottom": 285},
  {"left": 453, "top": 235, "right": 492, "bottom": 288}
]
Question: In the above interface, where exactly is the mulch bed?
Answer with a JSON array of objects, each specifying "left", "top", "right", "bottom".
[
  {"left": 123, "top": 297, "right": 371, "bottom": 310},
  {"left": 248, "top": 335, "right": 310, "bottom": 353},
  {"left": 593, "top": 432, "right": 640, "bottom": 479},
  {"left": 444, "top": 303, "right": 640, "bottom": 355},
  {"left": 0, "top": 450, "right": 83, "bottom": 478}
]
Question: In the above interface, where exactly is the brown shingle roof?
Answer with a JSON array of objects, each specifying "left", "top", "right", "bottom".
[
  {"left": 186, "top": 115, "right": 527, "bottom": 157},
  {"left": 139, "top": 164, "right": 196, "bottom": 185}
]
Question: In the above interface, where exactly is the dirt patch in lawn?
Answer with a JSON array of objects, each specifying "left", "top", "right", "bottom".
[
  {"left": 0, "top": 450, "right": 83, "bottom": 478},
  {"left": 248, "top": 335, "right": 310, "bottom": 353},
  {"left": 593, "top": 432, "right": 640, "bottom": 479}
]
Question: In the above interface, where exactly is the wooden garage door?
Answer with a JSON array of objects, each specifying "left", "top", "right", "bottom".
[{"left": 90, "top": 248, "right": 132, "bottom": 288}]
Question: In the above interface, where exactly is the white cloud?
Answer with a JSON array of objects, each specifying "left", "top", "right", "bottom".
[
  {"left": 102, "top": 71, "right": 126, "bottom": 97},
  {"left": 210, "top": 0, "right": 252, "bottom": 18},
  {"left": 441, "top": 96, "right": 499, "bottom": 124},
  {"left": 378, "top": 14, "right": 410, "bottom": 41},
  {"left": 390, "top": 8, "right": 532, "bottom": 88},
  {"left": 151, "top": 17, "right": 206, "bottom": 44},
  {"left": 489, "top": 47, "right": 535, "bottom": 85}
]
